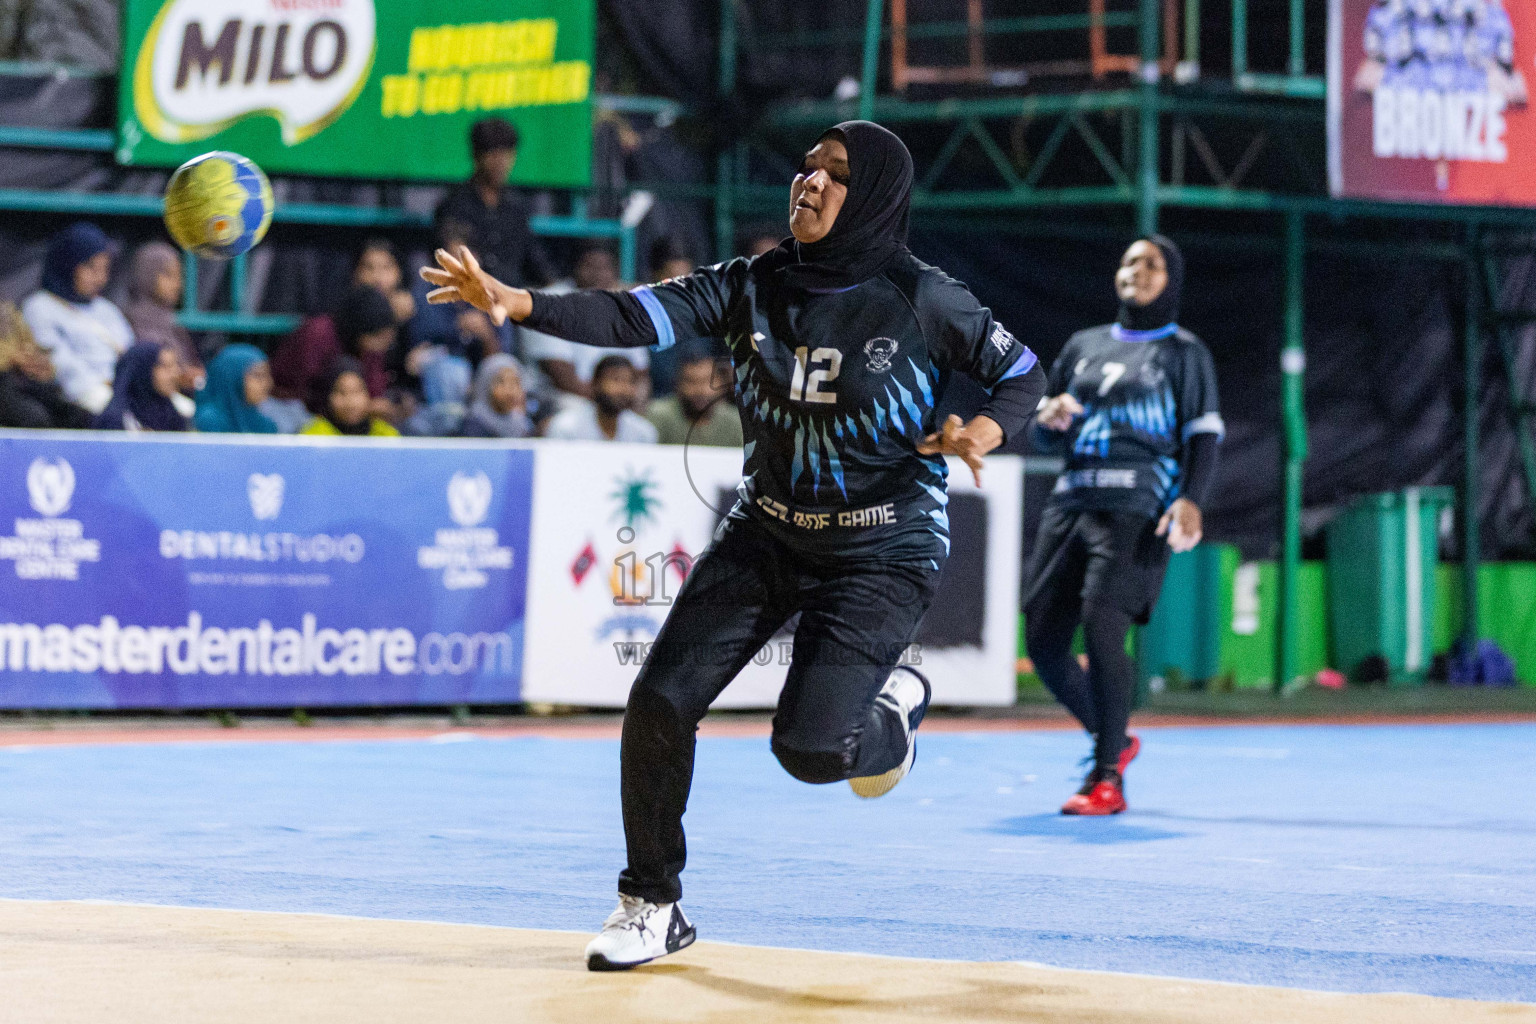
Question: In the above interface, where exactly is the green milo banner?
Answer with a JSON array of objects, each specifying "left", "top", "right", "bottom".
[{"left": 116, "top": 0, "right": 593, "bottom": 186}]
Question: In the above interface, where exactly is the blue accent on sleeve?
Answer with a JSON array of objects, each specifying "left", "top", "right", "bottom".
[
  {"left": 630, "top": 286, "right": 676, "bottom": 352},
  {"left": 997, "top": 348, "right": 1039, "bottom": 382}
]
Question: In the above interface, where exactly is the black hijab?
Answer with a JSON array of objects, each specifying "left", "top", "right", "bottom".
[
  {"left": 313, "top": 355, "right": 372, "bottom": 435},
  {"left": 769, "top": 120, "right": 914, "bottom": 292},
  {"left": 1117, "top": 234, "right": 1184, "bottom": 331},
  {"left": 94, "top": 342, "right": 188, "bottom": 432}
]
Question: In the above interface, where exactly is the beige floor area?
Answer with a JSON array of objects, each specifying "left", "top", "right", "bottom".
[{"left": 0, "top": 900, "right": 1528, "bottom": 1024}]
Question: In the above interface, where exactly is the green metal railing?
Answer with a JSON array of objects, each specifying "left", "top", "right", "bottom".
[
  {"left": 0, "top": 101, "right": 647, "bottom": 335},
  {"left": 764, "top": 0, "right": 1521, "bottom": 690}
]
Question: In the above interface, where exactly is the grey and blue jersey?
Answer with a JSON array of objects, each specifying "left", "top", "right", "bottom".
[
  {"left": 631, "top": 253, "right": 1037, "bottom": 565},
  {"left": 1036, "top": 322, "right": 1222, "bottom": 517}
]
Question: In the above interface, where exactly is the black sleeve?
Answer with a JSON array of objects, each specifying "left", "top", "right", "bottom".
[
  {"left": 926, "top": 273, "right": 1039, "bottom": 390},
  {"left": 1178, "top": 337, "right": 1223, "bottom": 443},
  {"left": 1182, "top": 431, "right": 1220, "bottom": 507},
  {"left": 633, "top": 259, "right": 747, "bottom": 344},
  {"left": 1176, "top": 337, "right": 1223, "bottom": 506},
  {"left": 976, "top": 362, "right": 1047, "bottom": 446},
  {"left": 521, "top": 290, "right": 658, "bottom": 349}
]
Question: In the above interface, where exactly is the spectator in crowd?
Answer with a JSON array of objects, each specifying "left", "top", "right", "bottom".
[
  {"left": 459, "top": 353, "right": 532, "bottom": 438},
  {"left": 21, "top": 221, "right": 132, "bottom": 415},
  {"left": 0, "top": 302, "right": 93, "bottom": 429},
  {"left": 645, "top": 238, "right": 706, "bottom": 396},
  {"left": 93, "top": 342, "right": 188, "bottom": 432},
  {"left": 123, "top": 241, "right": 202, "bottom": 391},
  {"left": 353, "top": 237, "right": 416, "bottom": 327},
  {"left": 521, "top": 243, "right": 647, "bottom": 407},
  {"left": 274, "top": 285, "right": 402, "bottom": 423},
  {"left": 649, "top": 237, "right": 696, "bottom": 282},
  {"left": 647, "top": 353, "right": 743, "bottom": 447},
  {"left": 544, "top": 355, "right": 658, "bottom": 443},
  {"left": 745, "top": 233, "right": 782, "bottom": 257},
  {"left": 434, "top": 117, "right": 557, "bottom": 289},
  {"left": 194, "top": 344, "right": 278, "bottom": 434},
  {"left": 301, "top": 357, "right": 400, "bottom": 437}
]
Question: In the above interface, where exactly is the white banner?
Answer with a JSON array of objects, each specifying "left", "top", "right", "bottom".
[{"left": 521, "top": 442, "right": 1021, "bottom": 708}]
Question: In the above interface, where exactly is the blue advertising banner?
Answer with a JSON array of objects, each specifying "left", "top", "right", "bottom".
[{"left": 0, "top": 432, "right": 533, "bottom": 709}]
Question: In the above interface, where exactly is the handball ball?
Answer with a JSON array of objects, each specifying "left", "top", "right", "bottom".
[{"left": 163, "top": 151, "right": 274, "bottom": 260}]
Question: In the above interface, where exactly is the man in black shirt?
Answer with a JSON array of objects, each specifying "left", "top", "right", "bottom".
[
  {"left": 423, "top": 121, "right": 1047, "bottom": 971},
  {"left": 433, "top": 118, "right": 557, "bottom": 289},
  {"left": 1026, "top": 235, "right": 1222, "bottom": 817}
]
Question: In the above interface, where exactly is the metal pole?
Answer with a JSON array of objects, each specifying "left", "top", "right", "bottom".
[
  {"left": 1137, "top": 0, "right": 1160, "bottom": 234},
  {"left": 1462, "top": 223, "right": 1482, "bottom": 648},
  {"left": 1274, "top": 209, "right": 1307, "bottom": 692},
  {"left": 1232, "top": 0, "right": 1248, "bottom": 79},
  {"left": 1288, "top": 0, "right": 1304, "bottom": 77},
  {"left": 1185, "top": 0, "right": 1201, "bottom": 68},
  {"left": 860, "top": 0, "right": 885, "bottom": 122},
  {"left": 714, "top": 0, "right": 738, "bottom": 262}
]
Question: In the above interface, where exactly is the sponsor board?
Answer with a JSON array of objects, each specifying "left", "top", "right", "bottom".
[
  {"left": 117, "top": 0, "right": 593, "bottom": 185},
  {"left": 1329, "top": 0, "right": 1536, "bottom": 204},
  {"left": 520, "top": 443, "right": 1021, "bottom": 708},
  {"left": 0, "top": 433, "right": 532, "bottom": 708}
]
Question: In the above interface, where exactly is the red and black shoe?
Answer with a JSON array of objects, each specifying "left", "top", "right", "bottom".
[
  {"left": 1116, "top": 733, "right": 1141, "bottom": 776},
  {"left": 1060, "top": 768, "right": 1127, "bottom": 816}
]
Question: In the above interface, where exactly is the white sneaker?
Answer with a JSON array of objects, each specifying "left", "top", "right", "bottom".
[
  {"left": 849, "top": 666, "right": 932, "bottom": 799},
  {"left": 585, "top": 894, "right": 697, "bottom": 971}
]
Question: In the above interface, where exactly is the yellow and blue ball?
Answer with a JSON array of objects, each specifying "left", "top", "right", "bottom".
[{"left": 163, "top": 151, "right": 274, "bottom": 260}]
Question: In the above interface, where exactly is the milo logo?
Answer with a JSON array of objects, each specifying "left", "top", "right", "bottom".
[{"left": 133, "top": 0, "right": 377, "bottom": 145}]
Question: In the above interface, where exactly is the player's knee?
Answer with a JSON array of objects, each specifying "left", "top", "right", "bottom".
[{"left": 770, "top": 735, "right": 849, "bottom": 784}]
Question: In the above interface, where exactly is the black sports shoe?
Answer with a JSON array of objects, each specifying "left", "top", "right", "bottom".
[{"left": 849, "top": 666, "right": 932, "bottom": 799}]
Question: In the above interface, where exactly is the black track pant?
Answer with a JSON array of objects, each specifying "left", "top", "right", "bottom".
[
  {"left": 1023, "top": 506, "right": 1170, "bottom": 770},
  {"left": 618, "top": 515, "right": 938, "bottom": 904}
]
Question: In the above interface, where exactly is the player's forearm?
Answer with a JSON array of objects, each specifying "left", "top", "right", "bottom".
[
  {"left": 519, "top": 289, "right": 658, "bottom": 349},
  {"left": 976, "top": 362, "right": 1046, "bottom": 446},
  {"left": 1180, "top": 431, "right": 1220, "bottom": 507}
]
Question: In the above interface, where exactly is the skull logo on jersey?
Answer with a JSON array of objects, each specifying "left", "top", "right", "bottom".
[{"left": 864, "top": 336, "right": 898, "bottom": 372}]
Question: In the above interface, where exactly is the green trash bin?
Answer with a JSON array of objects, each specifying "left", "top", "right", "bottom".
[
  {"left": 1326, "top": 487, "right": 1455, "bottom": 685},
  {"left": 1137, "top": 544, "right": 1225, "bottom": 690}
]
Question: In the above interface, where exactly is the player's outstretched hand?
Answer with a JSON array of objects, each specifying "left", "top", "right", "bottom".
[
  {"left": 1036, "top": 393, "right": 1083, "bottom": 431},
  {"left": 419, "top": 246, "right": 531, "bottom": 325},
  {"left": 918, "top": 414, "right": 999, "bottom": 487},
  {"left": 1157, "top": 497, "right": 1203, "bottom": 553}
]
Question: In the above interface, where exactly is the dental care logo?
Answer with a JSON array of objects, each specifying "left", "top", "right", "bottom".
[
  {"left": 132, "top": 0, "right": 377, "bottom": 145},
  {"left": 0, "top": 458, "right": 101, "bottom": 580},
  {"left": 247, "top": 473, "right": 284, "bottom": 520},
  {"left": 417, "top": 471, "right": 512, "bottom": 590}
]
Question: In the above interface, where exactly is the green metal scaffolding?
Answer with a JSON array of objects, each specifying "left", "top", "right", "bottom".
[{"left": 710, "top": 0, "right": 1536, "bottom": 690}]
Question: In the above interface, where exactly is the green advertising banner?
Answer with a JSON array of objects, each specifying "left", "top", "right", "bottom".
[{"left": 117, "top": 0, "right": 593, "bottom": 186}]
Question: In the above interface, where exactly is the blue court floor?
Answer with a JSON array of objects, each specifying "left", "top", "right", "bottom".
[{"left": 0, "top": 723, "right": 1531, "bottom": 1002}]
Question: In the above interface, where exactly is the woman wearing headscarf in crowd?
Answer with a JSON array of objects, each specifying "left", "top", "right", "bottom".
[
  {"left": 0, "top": 302, "right": 94, "bottom": 429},
  {"left": 20, "top": 221, "right": 133, "bottom": 414},
  {"left": 194, "top": 344, "right": 278, "bottom": 434},
  {"left": 458, "top": 353, "right": 531, "bottom": 438},
  {"left": 92, "top": 342, "right": 188, "bottom": 432},
  {"left": 299, "top": 356, "right": 400, "bottom": 437},
  {"left": 273, "top": 285, "right": 402, "bottom": 420},
  {"left": 423, "top": 119, "right": 1046, "bottom": 971},
  {"left": 1025, "top": 235, "right": 1222, "bottom": 817},
  {"left": 123, "top": 240, "right": 203, "bottom": 391}
]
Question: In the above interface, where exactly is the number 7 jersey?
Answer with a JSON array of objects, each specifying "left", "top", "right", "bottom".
[
  {"left": 631, "top": 253, "right": 1037, "bottom": 565},
  {"left": 1038, "top": 322, "right": 1223, "bottom": 517}
]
